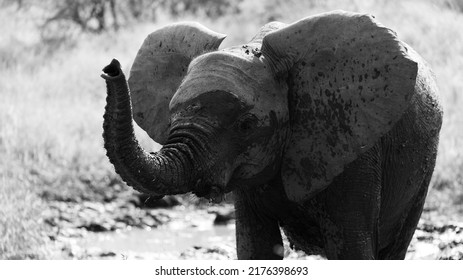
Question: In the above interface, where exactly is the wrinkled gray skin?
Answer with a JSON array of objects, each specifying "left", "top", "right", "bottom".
[{"left": 102, "top": 11, "right": 442, "bottom": 259}]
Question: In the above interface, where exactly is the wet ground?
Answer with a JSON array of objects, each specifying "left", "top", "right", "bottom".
[{"left": 42, "top": 193, "right": 463, "bottom": 260}]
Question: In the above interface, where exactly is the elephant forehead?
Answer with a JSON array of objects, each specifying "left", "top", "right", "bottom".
[{"left": 170, "top": 51, "right": 274, "bottom": 109}]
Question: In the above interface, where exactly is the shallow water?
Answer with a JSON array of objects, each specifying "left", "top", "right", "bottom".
[
  {"left": 73, "top": 206, "right": 462, "bottom": 260},
  {"left": 77, "top": 222, "right": 448, "bottom": 259},
  {"left": 77, "top": 219, "right": 236, "bottom": 259}
]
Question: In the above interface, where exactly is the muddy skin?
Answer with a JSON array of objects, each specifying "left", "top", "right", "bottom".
[{"left": 102, "top": 11, "right": 442, "bottom": 259}]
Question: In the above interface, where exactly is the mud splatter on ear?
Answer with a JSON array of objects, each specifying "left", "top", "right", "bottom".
[
  {"left": 129, "top": 22, "right": 226, "bottom": 144},
  {"left": 261, "top": 11, "right": 418, "bottom": 202}
]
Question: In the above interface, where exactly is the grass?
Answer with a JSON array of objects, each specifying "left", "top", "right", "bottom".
[
  {"left": 0, "top": 0, "right": 462, "bottom": 258},
  {"left": 0, "top": 176, "right": 48, "bottom": 259}
]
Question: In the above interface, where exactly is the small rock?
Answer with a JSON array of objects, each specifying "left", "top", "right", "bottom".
[
  {"left": 438, "top": 242, "right": 447, "bottom": 250},
  {"left": 419, "top": 223, "right": 436, "bottom": 232},
  {"left": 154, "top": 214, "right": 171, "bottom": 224},
  {"left": 141, "top": 216, "right": 158, "bottom": 227},
  {"left": 82, "top": 222, "right": 111, "bottom": 232},
  {"left": 59, "top": 212, "right": 74, "bottom": 223},
  {"left": 82, "top": 202, "right": 101, "bottom": 212},
  {"left": 114, "top": 222, "right": 126, "bottom": 229},
  {"left": 99, "top": 251, "right": 117, "bottom": 258},
  {"left": 213, "top": 209, "right": 235, "bottom": 225},
  {"left": 62, "top": 228, "right": 83, "bottom": 238},
  {"left": 180, "top": 245, "right": 236, "bottom": 260}
]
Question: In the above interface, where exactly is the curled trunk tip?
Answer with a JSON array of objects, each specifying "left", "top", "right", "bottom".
[{"left": 101, "top": 58, "right": 122, "bottom": 79}]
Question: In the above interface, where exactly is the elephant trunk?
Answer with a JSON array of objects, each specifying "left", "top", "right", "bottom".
[{"left": 101, "top": 59, "right": 194, "bottom": 196}]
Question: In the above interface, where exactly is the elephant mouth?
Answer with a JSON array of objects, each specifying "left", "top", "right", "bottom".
[
  {"left": 192, "top": 177, "right": 225, "bottom": 203},
  {"left": 192, "top": 175, "right": 238, "bottom": 203},
  {"left": 190, "top": 163, "right": 241, "bottom": 202}
]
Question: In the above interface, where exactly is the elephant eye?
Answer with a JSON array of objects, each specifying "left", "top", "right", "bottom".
[{"left": 238, "top": 114, "right": 258, "bottom": 132}]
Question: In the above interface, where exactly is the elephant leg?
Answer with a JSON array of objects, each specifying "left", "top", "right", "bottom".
[
  {"left": 378, "top": 168, "right": 434, "bottom": 259},
  {"left": 233, "top": 184, "right": 284, "bottom": 259},
  {"left": 318, "top": 144, "right": 382, "bottom": 259}
]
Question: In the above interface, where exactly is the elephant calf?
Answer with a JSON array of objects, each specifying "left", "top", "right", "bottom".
[{"left": 101, "top": 10, "right": 442, "bottom": 259}]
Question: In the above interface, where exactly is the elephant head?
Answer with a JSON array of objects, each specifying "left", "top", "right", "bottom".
[{"left": 102, "top": 11, "right": 417, "bottom": 202}]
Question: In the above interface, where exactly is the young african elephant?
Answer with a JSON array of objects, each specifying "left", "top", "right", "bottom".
[{"left": 101, "top": 10, "right": 442, "bottom": 259}]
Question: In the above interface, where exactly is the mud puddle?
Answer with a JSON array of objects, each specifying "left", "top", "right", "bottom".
[
  {"left": 77, "top": 222, "right": 236, "bottom": 259},
  {"left": 44, "top": 196, "right": 463, "bottom": 260}
]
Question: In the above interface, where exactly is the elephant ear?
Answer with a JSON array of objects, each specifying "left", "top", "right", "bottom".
[
  {"left": 129, "top": 22, "right": 226, "bottom": 144},
  {"left": 249, "top": 21, "right": 287, "bottom": 44},
  {"left": 261, "top": 11, "right": 418, "bottom": 202}
]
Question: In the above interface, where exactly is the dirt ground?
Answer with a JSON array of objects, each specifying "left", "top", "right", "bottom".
[{"left": 41, "top": 189, "right": 463, "bottom": 260}]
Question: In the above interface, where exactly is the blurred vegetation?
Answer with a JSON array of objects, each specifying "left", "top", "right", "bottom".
[
  {"left": 2, "top": 0, "right": 242, "bottom": 41},
  {"left": 1, "top": 0, "right": 462, "bottom": 259}
]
